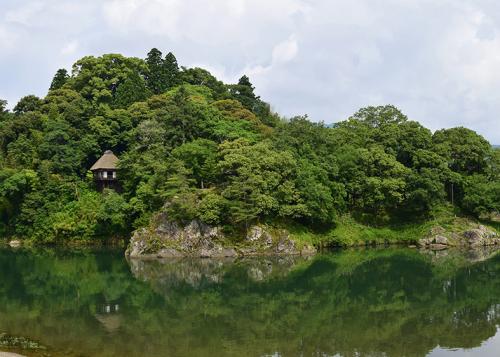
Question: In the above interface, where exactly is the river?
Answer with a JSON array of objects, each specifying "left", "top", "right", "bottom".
[{"left": 0, "top": 247, "right": 499, "bottom": 356}]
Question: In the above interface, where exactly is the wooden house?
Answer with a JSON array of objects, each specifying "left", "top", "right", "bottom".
[{"left": 90, "top": 150, "right": 119, "bottom": 191}]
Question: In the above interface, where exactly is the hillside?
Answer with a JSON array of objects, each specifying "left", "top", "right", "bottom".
[{"left": 0, "top": 49, "right": 499, "bottom": 246}]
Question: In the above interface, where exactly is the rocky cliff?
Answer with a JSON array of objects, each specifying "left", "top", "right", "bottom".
[{"left": 126, "top": 212, "right": 316, "bottom": 258}]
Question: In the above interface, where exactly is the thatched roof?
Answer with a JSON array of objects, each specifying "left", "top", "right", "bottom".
[{"left": 90, "top": 150, "right": 119, "bottom": 171}]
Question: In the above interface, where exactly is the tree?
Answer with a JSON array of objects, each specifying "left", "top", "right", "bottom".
[
  {"left": 49, "top": 68, "right": 69, "bottom": 90},
  {"left": 336, "top": 105, "right": 421, "bottom": 161},
  {"left": 218, "top": 139, "right": 307, "bottom": 226},
  {"left": 6, "top": 134, "right": 38, "bottom": 168},
  {"left": 145, "top": 48, "right": 165, "bottom": 94},
  {"left": 43, "top": 88, "right": 90, "bottom": 129},
  {"left": 38, "top": 117, "right": 98, "bottom": 175},
  {"left": 433, "top": 127, "right": 492, "bottom": 175},
  {"left": 462, "top": 175, "right": 500, "bottom": 217},
  {"left": 294, "top": 158, "right": 345, "bottom": 225},
  {"left": 163, "top": 52, "right": 180, "bottom": 89},
  {"left": 71, "top": 54, "right": 147, "bottom": 104},
  {"left": 144, "top": 49, "right": 180, "bottom": 95},
  {"left": 13, "top": 95, "right": 42, "bottom": 115},
  {"left": 348, "top": 105, "right": 408, "bottom": 128},
  {"left": 171, "top": 139, "right": 218, "bottom": 188},
  {"left": 338, "top": 146, "right": 411, "bottom": 216},
  {"left": 0, "top": 168, "right": 39, "bottom": 235},
  {"left": 181, "top": 67, "right": 228, "bottom": 99},
  {"left": 230, "top": 75, "right": 260, "bottom": 112},
  {"left": 489, "top": 148, "right": 500, "bottom": 181},
  {"left": 113, "top": 71, "right": 150, "bottom": 108}
]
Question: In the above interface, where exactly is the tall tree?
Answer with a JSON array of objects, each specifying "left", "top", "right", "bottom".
[
  {"left": 145, "top": 48, "right": 165, "bottom": 94},
  {"left": 163, "top": 52, "right": 180, "bottom": 89},
  {"left": 49, "top": 69, "right": 69, "bottom": 90},
  {"left": 230, "top": 75, "right": 260, "bottom": 112}
]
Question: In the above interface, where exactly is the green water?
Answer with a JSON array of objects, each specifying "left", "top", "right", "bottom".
[{"left": 0, "top": 247, "right": 499, "bottom": 357}]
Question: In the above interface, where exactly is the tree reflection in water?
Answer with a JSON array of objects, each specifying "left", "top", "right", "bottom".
[{"left": 0, "top": 247, "right": 499, "bottom": 357}]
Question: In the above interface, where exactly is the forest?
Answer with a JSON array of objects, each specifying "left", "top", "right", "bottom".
[{"left": 0, "top": 49, "right": 498, "bottom": 244}]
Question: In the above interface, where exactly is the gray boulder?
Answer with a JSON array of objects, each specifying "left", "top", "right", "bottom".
[
  {"left": 463, "top": 225, "right": 499, "bottom": 246},
  {"left": 434, "top": 235, "right": 448, "bottom": 245},
  {"left": 418, "top": 227, "right": 450, "bottom": 248}
]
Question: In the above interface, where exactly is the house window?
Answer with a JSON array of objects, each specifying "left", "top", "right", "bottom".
[
  {"left": 103, "top": 171, "right": 108, "bottom": 179},
  {"left": 112, "top": 171, "right": 116, "bottom": 179}
]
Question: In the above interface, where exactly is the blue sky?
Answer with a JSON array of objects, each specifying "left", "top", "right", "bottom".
[{"left": 1, "top": 0, "right": 500, "bottom": 143}]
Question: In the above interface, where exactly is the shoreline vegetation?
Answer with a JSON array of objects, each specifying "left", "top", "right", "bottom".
[
  {"left": 0, "top": 49, "right": 499, "bottom": 254},
  {"left": 124, "top": 206, "right": 499, "bottom": 258}
]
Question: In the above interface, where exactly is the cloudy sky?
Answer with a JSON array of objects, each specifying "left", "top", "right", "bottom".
[{"left": 1, "top": 0, "right": 500, "bottom": 143}]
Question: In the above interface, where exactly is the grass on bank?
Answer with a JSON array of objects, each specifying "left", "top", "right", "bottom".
[{"left": 288, "top": 205, "right": 499, "bottom": 248}]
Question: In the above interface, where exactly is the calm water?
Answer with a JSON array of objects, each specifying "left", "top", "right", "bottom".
[{"left": 0, "top": 247, "right": 499, "bottom": 357}]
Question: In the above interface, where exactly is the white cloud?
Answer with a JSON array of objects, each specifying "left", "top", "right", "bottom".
[
  {"left": 0, "top": 25, "right": 16, "bottom": 51},
  {"left": 101, "top": 0, "right": 307, "bottom": 45},
  {"left": 1, "top": 0, "right": 500, "bottom": 142},
  {"left": 272, "top": 36, "right": 299, "bottom": 64},
  {"left": 60, "top": 40, "right": 79, "bottom": 56},
  {"left": 5, "top": 1, "right": 44, "bottom": 26},
  {"left": 102, "top": 0, "right": 183, "bottom": 39}
]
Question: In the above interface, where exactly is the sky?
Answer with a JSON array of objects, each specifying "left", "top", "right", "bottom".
[{"left": 1, "top": 0, "right": 500, "bottom": 144}]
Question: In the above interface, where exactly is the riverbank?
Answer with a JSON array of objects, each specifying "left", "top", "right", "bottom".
[
  {"left": 3, "top": 208, "right": 498, "bottom": 257},
  {"left": 290, "top": 212, "right": 500, "bottom": 248},
  {"left": 125, "top": 208, "right": 499, "bottom": 259}
]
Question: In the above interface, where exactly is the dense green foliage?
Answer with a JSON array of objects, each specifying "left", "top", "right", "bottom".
[{"left": 0, "top": 49, "right": 498, "bottom": 243}]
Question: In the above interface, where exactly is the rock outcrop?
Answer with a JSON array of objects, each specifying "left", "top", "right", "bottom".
[
  {"left": 418, "top": 224, "right": 499, "bottom": 250},
  {"left": 126, "top": 212, "right": 316, "bottom": 259},
  {"left": 463, "top": 225, "right": 500, "bottom": 247}
]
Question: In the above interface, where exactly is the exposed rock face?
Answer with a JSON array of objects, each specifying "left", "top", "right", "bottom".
[
  {"left": 463, "top": 225, "right": 500, "bottom": 247},
  {"left": 418, "top": 224, "right": 499, "bottom": 250},
  {"left": 126, "top": 212, "right": 316, "bottom": 258}
]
